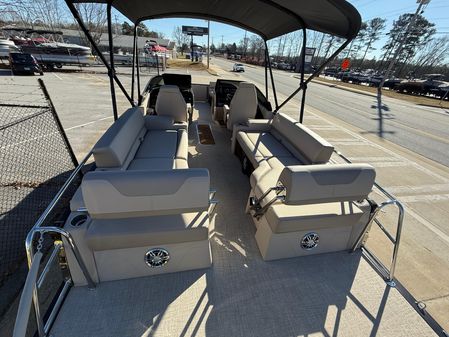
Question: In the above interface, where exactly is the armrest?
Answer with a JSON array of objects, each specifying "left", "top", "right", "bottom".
[
  {"left": 244, "top": 119, "right": 272, "bottom": 130},
  {"left": 82, "top": 168, "right": 210, "bottom": 219},
  {"left": 223, "top": 104, "right": 230, "bottom": 122},
  {"left": 231, "top": 119, "right": 272, "bottom": 153},
  {"left": 144, "top": 115, "right": 174, "bottom": 130},
  {"left": 278, "top": 164, "right": 376, "bottom": 205}
]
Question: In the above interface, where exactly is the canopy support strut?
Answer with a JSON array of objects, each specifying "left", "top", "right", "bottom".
[
  {"left": 136, "top": 28, "right": 142, "bottom": 105},
  {"left": 131, "top": 25, "right": 137, "bottom": 103},
  {"left": 64, "top": 0, "right": 135, "bottom": 115},
  {"left": 299, "top": 28, "right": 307, "bottom": 123},
  {"left": 107, "top": 2, "right": 118, "bottom": 120},
  {"left": 264, "top": 50, "right": 268, "bottom": 99},
  {"left": 274, "top": 37, "right": 352, "bottom": 117},
  {"left": 265, "top": 40, "right": 278, "bottom": 110}
]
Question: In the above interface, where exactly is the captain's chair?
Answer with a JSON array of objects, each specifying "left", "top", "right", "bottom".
[
  {"left": 155, "top": 85, "right": 188, "bottom": 123},
  {"left": 224, "top": 82, "right": 258, "bottom": 130}
]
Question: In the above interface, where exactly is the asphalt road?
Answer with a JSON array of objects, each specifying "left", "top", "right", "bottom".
[{"left": 212, "top": 57, "right": 449, "bottom": 167}]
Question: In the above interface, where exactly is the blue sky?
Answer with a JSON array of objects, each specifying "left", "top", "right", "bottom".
[{"left": 117, "top": 0, "right": 449, "bottom": 59}]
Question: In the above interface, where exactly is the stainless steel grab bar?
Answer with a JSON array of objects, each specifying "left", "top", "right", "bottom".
[
  {"left": 22, "top": 151, "right": 93, "bottom": 337},
  {"left": 333, "top": 150, "right": 406, "bottom": 286}
]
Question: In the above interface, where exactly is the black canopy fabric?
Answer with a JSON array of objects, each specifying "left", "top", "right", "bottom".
[{"left": 68, "top": 0, "right": 361, "bottom": 40}]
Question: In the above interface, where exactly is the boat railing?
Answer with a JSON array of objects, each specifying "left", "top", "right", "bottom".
[
  {"left": 333, "top": 150, "right": 405, "bottom": 287},
  {"left": 16, "top": 149, "right": 220, "bottom": 337},
  {"left": 17, "top": 151, "right": 94, "bottom": 337}
]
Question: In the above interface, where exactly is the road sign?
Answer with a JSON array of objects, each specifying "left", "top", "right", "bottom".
[
  {"left": 182, "top": 26, "right": 209, "bottom": 36},
  {"left": 341, "top": 58, "right": 350, "bottom": 70}
]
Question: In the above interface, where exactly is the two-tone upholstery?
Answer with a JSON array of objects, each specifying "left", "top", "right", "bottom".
[
  {"left": 155, "top": 85, "right": 188, "bottom": 123},
  {"left": 81, "top": 169, "right": 210, "bottom": 219},
  {"left": 70, "top": 108, "right": 189, "bottom": 211},
  {"left": 225, "top": 82, "right": 258, "bottom": 130},
  {"left": 234, "top": 112, "right": 376, "bottom": 260},
  {"left": 66, "top": 105, "right": 212, "bottom": 284}
]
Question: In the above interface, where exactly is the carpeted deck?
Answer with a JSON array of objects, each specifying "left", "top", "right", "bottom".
[{"left": 50, "top": 102, "right": 437, "bottom": 337}]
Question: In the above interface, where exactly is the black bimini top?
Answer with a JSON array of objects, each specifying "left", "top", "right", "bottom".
[{"left": 68, "top": 0, "right": 361, "bottom": 40}]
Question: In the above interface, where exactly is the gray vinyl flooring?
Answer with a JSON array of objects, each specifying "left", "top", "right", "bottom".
[{"left": 50, "top": 103, "right": 437, "bottom": 337}]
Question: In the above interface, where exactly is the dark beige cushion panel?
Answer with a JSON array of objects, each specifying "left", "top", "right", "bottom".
[
  {"left": 265, "top": 201, "right": 364, "bottom": 233},
  {"left": 87, "top": 212, "right": 209, "bottom": 250},
  {"left": 279, "top": 164, "right": 376, "bottom": 205}
]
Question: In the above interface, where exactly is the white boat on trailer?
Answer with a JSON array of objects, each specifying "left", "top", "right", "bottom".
[{"left": 12, "top": 1, "right": 447, "bottom": 337}]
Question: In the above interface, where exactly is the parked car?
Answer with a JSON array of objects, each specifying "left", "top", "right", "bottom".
[
  {"left": 323, "top": 67, "right": 338, "bottom": 77},
  {"left": 233, "top": 63, "right": 245, "bottom": 72},
  {"left": 9, "top": 52, "right": 43, "bottom": 75}
]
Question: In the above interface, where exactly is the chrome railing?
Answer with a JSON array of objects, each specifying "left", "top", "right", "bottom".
[
  {"left": 333, "top": 150, "right": 405, "bottom": 287},
  {"left": 19, "top": 151, "right": 94, "bottom": 337}
]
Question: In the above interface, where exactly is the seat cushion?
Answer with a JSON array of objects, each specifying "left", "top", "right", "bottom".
[
  {"left": 135, "top": 130, "right": 178, "bottom": 159},
  {"left": 92, "top": 107, "right": 145, "bottom": 168},
  {"left": 87, "top": 211, "right": 209, "bottom": 250},
  {"left": 127, "top": 158, "right": 175, "bottom": 170},
  {"left": 237, "top": 131, "right": 292, "bottom": 167},
  {"left": 265, "top": 202, "right": 364, "bottom": 233},
  {"left": 271, "top": 113, "right": 334, "bottom": 164}
]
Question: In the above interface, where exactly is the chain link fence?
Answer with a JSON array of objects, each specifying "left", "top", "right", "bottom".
[{"left": 0, "top": 80, "right": 79, "bottom": 322}]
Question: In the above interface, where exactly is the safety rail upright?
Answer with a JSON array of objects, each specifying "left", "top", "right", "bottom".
[{"left": 333, "top": 150, "right": 405, "bottom": 286}]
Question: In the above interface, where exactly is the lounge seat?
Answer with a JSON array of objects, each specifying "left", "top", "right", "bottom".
[
  {"left": 65, "top": 106, "right": 213, "bottom": 284},
  {"left": 233, "top": 113, "right": 376, "bottom": 260},
  {"left": 252, "top": 164, "right": 376, "bottom": 260}
]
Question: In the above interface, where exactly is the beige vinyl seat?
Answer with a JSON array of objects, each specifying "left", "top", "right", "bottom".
[
  {"left": 252, "top": 164, "right": 376, "bottom": 260},
  {"left": 232, "top": 112, "right": 376, "bottom": 260},
  {"left": 224, "top": 82, "right": 258, "bottom": 130},
  {"left": 70, "top": 107, "right": 189, "bottom": 211},
  {"left": 65, "top": 107, "right": 213, "bottom": 285},
  {"left": 155, "top": 85, "right": 189, "bottom": 123}
]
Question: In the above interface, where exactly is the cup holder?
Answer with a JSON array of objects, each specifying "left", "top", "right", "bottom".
[{"left": 71, "top": 214, "right": 88, "bottom": 227}]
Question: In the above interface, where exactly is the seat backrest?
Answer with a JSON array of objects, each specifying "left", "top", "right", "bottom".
[
  {"left": 227, "top": 82, "right": 258, "bottom": 130},
  {"left": 278, "top": 164, "right": 376, "bottom": 205},
  {"left": 155, "top": 85, "right": 188, "bottom": 122},
  {"left": 271, "top": 113, "right": 334, "bottom": 164},
  {"left": 81, "top": 168, "right": 210, "bottom": 219},
  {"left": 92, "top": 107, "right": 145, "bottom": 169}
]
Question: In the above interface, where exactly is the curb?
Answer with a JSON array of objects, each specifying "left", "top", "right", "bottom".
[{"left": 294, "top": 75, "right": 377, "bottom": 98}]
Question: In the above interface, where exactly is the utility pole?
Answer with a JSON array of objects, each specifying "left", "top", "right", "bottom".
[
  {"left": 378, "top": 0, "right": 430, "bottom": 95},
  {"left": 207, "top": 20, "right": 210, "bottom": 69}
]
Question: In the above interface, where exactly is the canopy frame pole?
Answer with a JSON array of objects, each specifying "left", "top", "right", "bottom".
[
  {"left": 64, "top": 0, "right": 135, "bottom": 111},
  {"left": 131, "top": 25, "right": 137, "bottom": 103},
  {"left": 136, "top": 27, "right": 142, "bottom": 105},
  {"left": 107, "top": 2, "right": 118, "bottom": 120},
  {"left": 274, "top": 37, "right": 352, "bottom": 113},
  {"left": 264, "top": 49, "right": 268, "bottom": 99},
  {"left": 264, "top": 40, "right": 278, "bottom": 110},
  {"left": 299, "top": 27, "right": 307, "bottom": 123}
]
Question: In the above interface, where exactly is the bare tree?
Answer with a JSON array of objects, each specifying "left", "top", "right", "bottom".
[
  {"left": 172, "top": 26, "right": 190, "bottom": 54},
  {"left": 73, "top": 3, "right": 107, "bottom": 46}
]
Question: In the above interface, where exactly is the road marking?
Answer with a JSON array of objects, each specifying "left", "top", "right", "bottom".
[
  {"left": 348, "top": 156, "right": 405, "bottom": 162},
  {"left": 400, "top": 193, "right": 449, "bottom": 203},
  {"left": 64, "top": 116, "right": 114, "bottom": 131},
  {"left": 405, "top": 208, "right": 449, "bottom": 245},
  {"left": 387, "top": 183, "right": 449, "bottom": 195},
  {"left": 52, "top": 73, "right": 63, "bottom": 80}
]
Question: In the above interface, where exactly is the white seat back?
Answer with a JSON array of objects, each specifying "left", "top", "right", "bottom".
[
  {"left": 227, "top": 82, "right": 258, "bottom": 130},
  {"left": 155, "top": 85, "right": 188, "bottom": 123}
]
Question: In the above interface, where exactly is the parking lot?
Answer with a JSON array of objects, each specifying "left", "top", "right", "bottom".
[{"left": 1, "top": 61, "right": 449, "bottom": 331}]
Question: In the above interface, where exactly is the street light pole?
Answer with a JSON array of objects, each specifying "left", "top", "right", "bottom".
[
  {"left": 377, "top": 0, "right": 430, "bottom": 94},
  {"left": 207, "top": 20, "right": 210, "bottom": 69}
]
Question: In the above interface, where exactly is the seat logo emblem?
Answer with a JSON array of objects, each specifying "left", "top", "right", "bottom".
[
  {"left": 301, "top": 232, "right": 319, "bottom": 250},
  {"left": 145, "top": 248, "right": 170, "bottom": 267}
]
